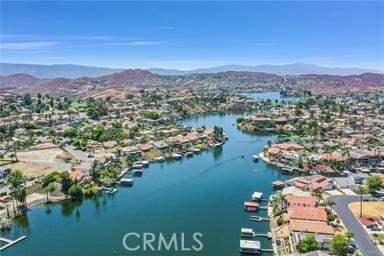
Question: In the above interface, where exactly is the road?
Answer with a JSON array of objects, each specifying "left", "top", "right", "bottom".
[{"left": 329, "top": 195, "right": 383, "bottom": 256}]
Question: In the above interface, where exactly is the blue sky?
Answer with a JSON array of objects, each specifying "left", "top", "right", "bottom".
[{"left": 1, "top": 1, "right": 383, "bottom": 70}]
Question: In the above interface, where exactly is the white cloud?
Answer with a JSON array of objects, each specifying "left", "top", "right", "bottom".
[
  {"left": 160, "top": 26, "right": 175, "bottom": 30},
  {"left": 0, "top": 41, "right": 60, "bottom": 50},
  {"left": 304, "top": 57, "right": 332, "bottom": 61},
  {"left": 113, "top": 40, "right": 163, "bottom": 46},
  {"left": 250, "top": 42, "right": 276, "bottom": 46}
]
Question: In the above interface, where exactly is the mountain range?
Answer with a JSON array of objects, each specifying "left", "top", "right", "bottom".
[
  {"left": 1, "top": 63, "right": 382, "bottom": 79},
  {"left": 1, "top": 68, "right": 383, "bottom": 96}
]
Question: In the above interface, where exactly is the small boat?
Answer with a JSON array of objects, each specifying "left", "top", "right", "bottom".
[
  {"left": 252, "top": 155, "right": 259, "bottom": 161},
  {"left": 107, "top": 188, "right": 118, "bottom": 194},
  {"left": 191, "top": 148, "right": 201, "bottom": 153},
  {"left": 241, "top": 228, "right": 256, "bottom": 238},
  {"left": 155, "top": 156, "right": 165, "bottom": 162},
  {"left": 249, "top": 215, "right": 263, "bottom": 222},
  {"left": 281, "top": 167, "right": 294, "bottom": 174},
  {"left": 186, "top": 151, "right": 193, "bottom": 157},
  {"left": 240, "top": 240, "right": 261, "bottom": 255},
  {"left": 172, "top": 153, "right": 182, "bottom": 159},
  {"left": 132, "top": 164, "right": 142, "bottom": 169},
  {"left": 244, "top": 202, "right": 259, "bottom": 212},
  {"left": 141, "top": 160, "right": 149, "bottom": 167},
  {"left": 132, "top": 169, "right": 143, "bottom": 176},
  {"left": 251, "top": 192, "right": 263, "bottom": 202},
  {"left": 120, "top": 178, "right": 134, "bottom": 186}
]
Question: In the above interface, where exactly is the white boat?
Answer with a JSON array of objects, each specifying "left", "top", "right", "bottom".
[
  {"left": 155, "top": 156, "right": 165, "bottom": 162},
  {"left": 241, "top": 228, "right": 256, "bottom": 238},
  {"left": 132, "top": 164, "right": 142, "bottom": 169},
  {"left": 251, "top": 192, "right": 263, "bottom": 201},
  {"left": 141, "top": 160, "right": 149, "bottom": 167},
  {"left": 191, "top": 148, "right": 201, "bottom": 153},
  {"left": 172, "top": 153, "right": 182, "bottom": 159},
  {"left": 132, "top": 169, "right": 143, "bottom": 176},
  {"left": 252, "top": 154, "right": 259, "bottom": 161},
  {"left": 240, "top": 240, "right": 261, "bottom": 254},
  {"left": 120, "top": 178, "right": 134, "bottom": 186},
  {"left": 281, "top": 167, "right": 294, "bottom": 173}
]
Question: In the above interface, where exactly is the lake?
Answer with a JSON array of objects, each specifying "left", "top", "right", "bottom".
[{"left": 3, "top": 92, "right": 293, "bottom": 256}]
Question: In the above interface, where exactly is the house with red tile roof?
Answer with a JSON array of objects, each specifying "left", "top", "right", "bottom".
[
  {"left": 288, "top": 206, "right": 328, "bottom": 222},
  {"left": 284, "top": 195, "right": 317, "bottom": 208},
  {"left": 69, "top": 170, "right": 87, "bottom": 183},
  {"left": 137, "top": 143, "right": 154, "bottom": 152},
  {"left": 286, "top": 175, "right": 334, "bottom": 191}
]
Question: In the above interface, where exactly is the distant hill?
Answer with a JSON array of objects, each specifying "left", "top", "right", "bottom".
[
  {"left": 149, "top": 63, "right": 383, "bottom": 76},
  {"left": 0, "top": 63, "right": 123, "bottom": 79},
  {"left": 1, "top": 63, "right": 382, "bottom": 79},
  {"left": 1, "top": 68, "right": 383, "bottom": 94}
]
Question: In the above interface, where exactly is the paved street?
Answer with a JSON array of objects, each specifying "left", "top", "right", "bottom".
[{"left": 330, "top": 195, "right": 383, "bottom": 256}]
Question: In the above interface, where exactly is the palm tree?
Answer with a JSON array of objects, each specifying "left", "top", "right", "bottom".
[
  {"left": 345, "top": 231, "right": 355, "bottom": 242},
  {"left": 45, "top": 182, "right": 56, "bottom": 202},
  {"left": 311, "top": 189, "right": 323, "bottom": 202},
  {"left": 325, "top": 199, "right": 336, "bottom": 211},
  {"left": 359, "top": 186, "right": 368, "bottom": 218}
]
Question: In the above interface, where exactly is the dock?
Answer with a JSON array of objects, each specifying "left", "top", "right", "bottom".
[
  {"left": 254, "top": 232, "right": 273, "bottom": 239},
  {"left": 0, "top": 236, "right": 27, "bottom": 251},
  {"left": 101, "top": 187, "right": 118, "bottom": 194},
  {"left": 249, "top": 215, "right": 270, "bottom": 222}
]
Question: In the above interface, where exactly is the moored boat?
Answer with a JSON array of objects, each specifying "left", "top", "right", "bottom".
[
  {"left": 240, "top": 240, "right": 261, "bottom": 255},
  {"left": 172, "top": 153, "right": 182, "bottom": 159},
  {"left": 241, "top": 228, "right": 256, "bottom": 238}
]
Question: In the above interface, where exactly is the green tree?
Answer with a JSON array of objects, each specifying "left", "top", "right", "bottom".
[
  {"left": 7, "top": 169, "right": 27, "bottom": 188},
  {"left": 68, "top": 184, "right": 84, "bottom": 201},
  {"left": 63, "top": 128, "right": 77, "bottom": 138},
  {"left": 366, "top": 175, "right": 382, "bottom": 194},
  {"left": 44, "top": 182, "right": 56, "bottom": 202},
  {"left": 345, "top": 231, "right": 355, "bottom": 242},
  {"left": 324, "top": 199, "right": 336, "bottom": 211},
  {"left": 297, "top": 234, "right": 318, "bottom": 253},
  {"left": 23, "top": 93, "right": 33, "bottom": 106},
  {"left": 331, "top": 234, "right": 349, "bottom": 256},
  {"left": 14, "top": 188, "right": 27, "bottom": 206},
  {"left": 60, "top": 172, "right": 72, "bottom": 194}
]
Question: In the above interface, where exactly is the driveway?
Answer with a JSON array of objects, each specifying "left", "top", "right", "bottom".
[{"left": 329, "top": 195, "right": 383, "bottom": 256}]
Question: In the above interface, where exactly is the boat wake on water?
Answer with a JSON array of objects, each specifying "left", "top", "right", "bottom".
[{"left": 145, "top": 155, "right": 245, "bottom": 196}]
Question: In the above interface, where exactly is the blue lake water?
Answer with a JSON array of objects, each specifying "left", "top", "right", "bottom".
[{"left": 2, "top": 92, "right": 293, "bottom": 256}]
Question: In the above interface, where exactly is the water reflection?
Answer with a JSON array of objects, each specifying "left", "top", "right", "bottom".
[{"left": 61, "top": 200, "right": 83, "bottom": 217}]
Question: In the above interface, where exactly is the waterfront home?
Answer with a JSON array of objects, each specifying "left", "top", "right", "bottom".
[
  {"left": 284, "top": 195, "right": 317, "bottom": 208},
  {"left": 289, "top": 220, "right": 334, "bottom": 235},
  {"left": 333, "top": 175, "right": 357, "bottom": 190},
  {"left": 273, "top": 143, "right": 304, "bottom": 151},
  {"left": 152, "top": 141, "right": 170, "bottom": 153},
  {"left": 287, "top": 206, "right": 328, "bottom": 223},
  {"left": 286, "top": 175, "right": 334, "bottom": 192},
  {"left": 292, "top": 231, "right": 334, "bottom": 251},
  {"left": 137, "top": 143, "right": 154, "bottom": 152},
  {"left": 69, "top": 170, "right": 88, "bottom": 183},
  {"left": 121, "top": 146, "right": 141, "bottom": 156}
]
